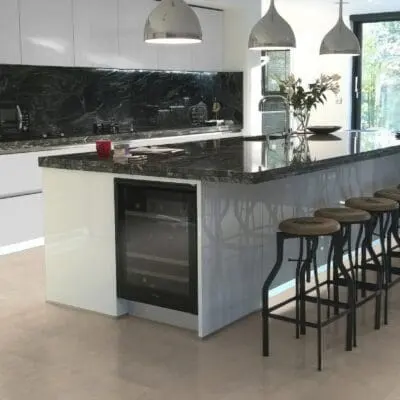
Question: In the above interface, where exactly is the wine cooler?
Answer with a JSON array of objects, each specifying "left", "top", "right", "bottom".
[{"left": 114, "top": 179, "right": 198, "bottom": 314}]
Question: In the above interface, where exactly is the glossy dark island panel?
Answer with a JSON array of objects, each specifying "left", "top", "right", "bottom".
[{"left": 0, "top": 64, "right": 243, "bottom": 141}]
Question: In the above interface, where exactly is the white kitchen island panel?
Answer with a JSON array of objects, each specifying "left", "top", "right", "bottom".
[
  {"left": 41, "top": 150, "right": 400, "bottom": 336},
  {"left": 199, "top": 153, "right": 400, "bottom": 335}
]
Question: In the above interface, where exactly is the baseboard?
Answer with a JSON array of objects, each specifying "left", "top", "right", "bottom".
[
  {"left": 126, "top": 300, "right": 198, "bottom": 331},
  {"left": 0, "top": 237, "right": 44, "bottom": 256}
]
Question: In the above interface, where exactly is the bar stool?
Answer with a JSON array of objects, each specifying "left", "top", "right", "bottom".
[
  {"left": 374, "top": 188, "right": 400, "bottom": 313},
  {"left": 263, "top": 216, "right": 354, "bottom": 371},
  {"left": 375, "top": 187, "right": 400, "bottom": 255},
  {"left": 314, "top": 207, "right": 377, "bottom": 345},
  {"left": 345, "top": 196, "right": 399, "bottom": 325}
]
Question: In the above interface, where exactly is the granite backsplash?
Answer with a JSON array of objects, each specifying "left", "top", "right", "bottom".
[{"left": 0, "top": 64, "right": 243, "bottom": 141}]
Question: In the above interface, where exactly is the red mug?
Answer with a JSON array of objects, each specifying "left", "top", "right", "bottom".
[{"left": 96, "top": 140, "right": 112, "bottom": 159}]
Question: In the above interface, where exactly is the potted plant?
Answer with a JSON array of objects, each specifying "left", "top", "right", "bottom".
[{"left": 278, "top": 73, "right": 341, "bottom": 133}]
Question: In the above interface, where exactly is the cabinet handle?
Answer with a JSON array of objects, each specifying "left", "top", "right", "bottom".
[
  {"left": 0, "top": 189, "right": 42, "bottom": 200},
  {"left": 354, "top": 76, "right": 359, "bottom": 99}
]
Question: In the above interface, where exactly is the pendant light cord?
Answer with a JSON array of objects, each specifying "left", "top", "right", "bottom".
[
  {"left": 339, "top": 0, "right": 343, "bottom": 21},
  {"left": 269, "top": 0, "right": 276, "bottom": 21}
]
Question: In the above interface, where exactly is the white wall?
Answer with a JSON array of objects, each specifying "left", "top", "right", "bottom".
[
  {"left": 223, "top": 0, "right": 263, "bottom": 135},
  {"left": 264, "top": 0, "right": 354, "bottom": 129}
]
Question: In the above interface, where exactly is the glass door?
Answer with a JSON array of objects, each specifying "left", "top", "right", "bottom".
[
  {"left": 352, "top": 14, "right": 400, "bottom": 131},
  {"left": 115, "top": 179, "right": 198, "bottom": 314}
]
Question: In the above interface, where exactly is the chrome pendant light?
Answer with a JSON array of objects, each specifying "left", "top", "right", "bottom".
[
  {"left": 248, "top": 0, "right": 296, "bottom": 51},
  {"left": 144, "top": 0, "right": 202, "bottom": 45},
  {"left": 320, "top": 0, "right": 360, "bottom": 56}
]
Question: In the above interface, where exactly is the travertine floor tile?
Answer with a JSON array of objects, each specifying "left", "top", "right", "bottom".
[{"left": 1, "top": 247, "right": 400, "bottom": 399}]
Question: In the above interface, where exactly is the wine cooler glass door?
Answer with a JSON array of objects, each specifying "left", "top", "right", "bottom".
[{"left": 115, "top": 179, "right": 197, "bottom": 314}]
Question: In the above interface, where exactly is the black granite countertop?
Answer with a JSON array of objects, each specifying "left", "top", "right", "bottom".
[
  {"left": 0, "top": 125, "right": 241, "bottom": 155},
  {"left": 38, "top": 130, "right": 400, "bottom": 184}
]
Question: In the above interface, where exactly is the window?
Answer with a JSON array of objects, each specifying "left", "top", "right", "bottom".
[{"left": 261, "top": 50, "right": 291, "bottom": 95}]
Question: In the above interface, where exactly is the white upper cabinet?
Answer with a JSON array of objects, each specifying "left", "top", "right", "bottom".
[
  {"left": 73, "top": 0, "right": 119, "bottom": 68},
  {"left": 191, "top": 7, "right": 224, "bottom": 71},
  {"left": 118, "top": 0, "right": 158, "bottom": 70},
  {"left": 0, "top": 0, "right": 21, "bottom": 65},
  {"left": 12, "top": 0, "right": 224, "bottom": 71},
  {"left": 156, "top": 6, "right": 224, "bottom": 71},
  {"left": 19, "top": 0, "right": 74, "bottom": 66},
  {"left": 156, "top": 46, "right": 193, "bottom": 71}
]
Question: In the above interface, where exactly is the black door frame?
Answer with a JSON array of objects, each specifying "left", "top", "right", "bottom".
[{"left": 350, "top": 12, "right": 400, "bottom": 129}]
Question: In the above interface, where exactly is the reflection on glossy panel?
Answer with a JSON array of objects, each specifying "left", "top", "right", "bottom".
[{"left": 199, "top": 152, "right": 400, "bottom": 336}]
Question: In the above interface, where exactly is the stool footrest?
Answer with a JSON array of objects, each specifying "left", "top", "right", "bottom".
[
  {"left": 269, "top": 313, "right": 317, "bottom": 328},
  {"left": 387, "top": 275, "right": 400, "bottom": 289},
  {"left": 357, "top": 293, "right": 380, "bottom": 307},
  {"left": 336, "top": 277, "right": 378, "bottom": 293},
  {"left": 269, "top": 309, "right": 350, "bottom": 329},
  {"left": 304, "top": 295, "right": 349, "bottom": 309},
  {"left": 390, "top": 266, "right": 400, "bottom": 275},
  {"left": 357, "top": 263, "right": 381, "bottom": 272}
]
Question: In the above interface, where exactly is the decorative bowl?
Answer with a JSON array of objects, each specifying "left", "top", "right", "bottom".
[{"left": 307, "top": 125, "right": 342, "bottom": 135}]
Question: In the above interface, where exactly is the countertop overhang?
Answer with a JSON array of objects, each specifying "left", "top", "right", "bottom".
[{"left": 38, "top": 131, "right": 400, "bottom": 184}]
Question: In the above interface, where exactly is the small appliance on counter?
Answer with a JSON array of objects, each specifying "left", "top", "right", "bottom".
[
  {"left": 0, "top": 101, "right": 30, "bottom": 140},
  {"left": 92, "top": 119, "right": 120, "bottom": 135},
  {"left": 41, "top": 124, "right": 65, "bottom": 139},
  {"left": 189, "top": 100, "right": 208, "bottom": 127}
]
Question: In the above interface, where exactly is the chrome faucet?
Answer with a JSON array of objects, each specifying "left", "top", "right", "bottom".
[{"left": 259, "top": 94, "right": 290, "bottom": 136}]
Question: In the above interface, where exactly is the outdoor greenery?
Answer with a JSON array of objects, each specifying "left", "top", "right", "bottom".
[{"left": 361, "top": 21, "right": 400, "bottom": 130}]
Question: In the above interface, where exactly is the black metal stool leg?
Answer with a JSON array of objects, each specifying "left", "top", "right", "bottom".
[
  {"left": 300, "top": 239, "right": 313, "bottom": 335},
  {"left": 295, "top": 238, "right": 304, "bottom": 339},
  {"left": 333, "top": 258, "right": 340, "bottom": 316},
  {"left": 333, "top": 226, "right": 355, "bottom": 351},
  {"left": 354, "top": 224, "right": 364, "bottom": 302},
  {"left": 309, "top": 237, "right": 323, "bottom": 370},
  {"left": 387, "top": 228, "right": 393, "bottom": 284},
  {"left": 392, "top": 209, "right": 400, "bottom": 249},
  {"left": 363, "top": 217, "right": 382, "bottom": 330},
  {"left": 379, "top": 214, "right": 390, "bottom": 325},
  {"left": 326, "top": 240, "right": 333, "bottom": 319},
  {"left": 306, "top": 244, "right": 312, "bottom": 284},
  {"left": 263, "top": 232, "right": 285, "bottom": 357},
  {"left": 345, "top": 225, "right": 357, "bottom": 348}
]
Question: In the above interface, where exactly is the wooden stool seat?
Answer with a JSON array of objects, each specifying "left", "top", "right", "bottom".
[
  {"left": 279, "top": 217, "right": 340, "bottom": 236},
  {"left": 375, "top": 187, "right": 400, "bottom": 203},
  {"left": 345, "top": 197, "right": 399, "bottom": 212},
  {"left": 314, "top": 207, "right": 371, "bottom": 224}
]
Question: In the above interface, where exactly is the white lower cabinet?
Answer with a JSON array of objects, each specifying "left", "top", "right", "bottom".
[
  {"left": 0, "top": 144, "right": 93, "bottom": 248},
  {"left": 0, "top": 193, "right": 43, "bottom": 248}
]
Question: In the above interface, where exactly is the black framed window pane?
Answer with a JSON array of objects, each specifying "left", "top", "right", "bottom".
[
  {"left": 351, "top": 12, "right": 400, "bottom": 130},
  {"left": 262, "top": 50, "right": 290, "bottom": 95}
]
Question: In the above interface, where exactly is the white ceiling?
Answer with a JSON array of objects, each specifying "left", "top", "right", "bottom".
[{"left": 192, "top": 0, "right": 400, "bottom": 14}]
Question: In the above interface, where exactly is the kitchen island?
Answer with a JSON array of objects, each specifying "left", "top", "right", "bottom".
[{"left": 39, "top": 131, "right": 400, "bottom": 337}]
